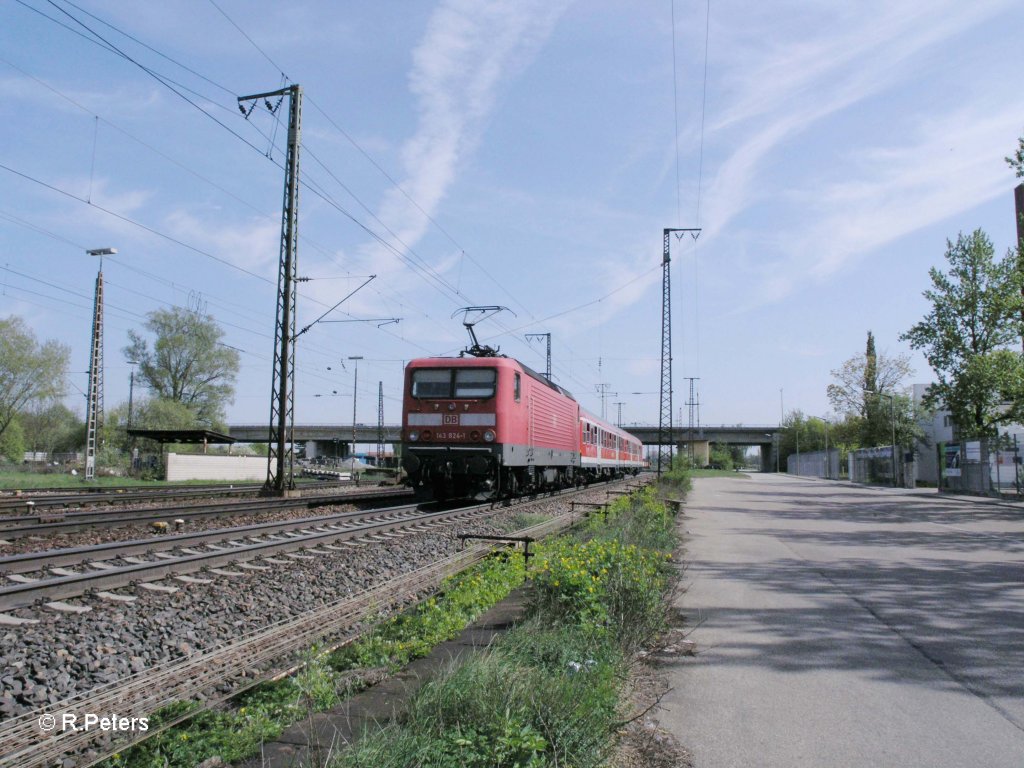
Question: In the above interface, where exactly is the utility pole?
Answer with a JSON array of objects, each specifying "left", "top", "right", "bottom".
[
  {"left": 349, "top": 356, "right": 362, "bottom": 459},
  {"left": 778, "top": 388, "right": 784, "bottom": 473},
  {"left": 84, "top": 247, "right": 115, "bottom": 481},
  {"left": 126, "top": 361, "right": 138, "bottom": 429},
  {"left": 596, "top": 383, "right": 612, "bottom": 420},
  {"left": 525, "top": 332, "right": 552, "bottom": 380},
  {"left": 377, "top": 381, "right": 384, "bottom": 467},
  {"left": 241, "top": 84, "right": 302, "bottom": 495},
  {"left": 1015, "top": 183, "right": 1024, "bottom": 355},
  {"left": 659, "top": 227, "right": 700, "bottom": 476},
  {"left": 613, "top": 401, "right": 624, "bottom": 428}
]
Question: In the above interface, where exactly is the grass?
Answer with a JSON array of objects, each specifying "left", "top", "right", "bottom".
[{"left": 332, "top": 471, "right": 688, "bottom": 768}]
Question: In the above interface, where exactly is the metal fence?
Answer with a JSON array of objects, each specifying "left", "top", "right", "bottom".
[
  {"left": 787, "top": 449, "right": 841, "bottom": 479},
  {"left": 938, "top": 437, "right": 1022, "bottom": 498},
  {"left": 849, "top": 445, "right": 901, "bottom": 486}
]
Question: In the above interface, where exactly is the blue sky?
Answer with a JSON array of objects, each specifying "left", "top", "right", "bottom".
[{"left": 2, "top": 0, "right": 1022, "bottom": 431}]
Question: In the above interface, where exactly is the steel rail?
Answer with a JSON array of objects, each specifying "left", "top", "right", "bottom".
[
  {"left": 0, "top": 504, "right": 490, "bottom": 612},
  {"left": 0, "top": 503, "right": 424, "bottom": 576},
  {"left": 0, "top": 487, "right": 411, "bottom": 538},
  {"left": 0, "top": 479, "right": 370, "bottom": 512},
  {"left": 0, "top": 478, "right": 648, "bottom": 768}
]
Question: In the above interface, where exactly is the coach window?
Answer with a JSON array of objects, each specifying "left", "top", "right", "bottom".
[
  {"left": 454, "top": 368, "right": 496, "bottom": 398},
  {"left": 514, "top": 373, "right": 521, "bottom": 402}
]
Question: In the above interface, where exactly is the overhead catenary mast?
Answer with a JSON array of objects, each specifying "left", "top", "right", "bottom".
[
  {"left": 239, "top": 84, "right": 302, "bottom": 495},
  {"left": 84, "top": 247, "right": 116, "bottom": 481},
  {"left": 659, "top": 228, "right": 699, "bottom": 476}
]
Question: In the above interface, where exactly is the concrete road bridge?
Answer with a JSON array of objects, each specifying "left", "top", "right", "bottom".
[{"left": 228, "top": 423, "right": 784, "bottom": 471}]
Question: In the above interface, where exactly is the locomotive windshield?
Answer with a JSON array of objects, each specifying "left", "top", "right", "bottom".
[{"left": 411, "top": 368, "right": 496, "bottom": 399}]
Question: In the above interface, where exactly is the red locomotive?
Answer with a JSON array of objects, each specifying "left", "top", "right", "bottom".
[{"left": 401, "top": 355, "right": 645, "bottom": 500}]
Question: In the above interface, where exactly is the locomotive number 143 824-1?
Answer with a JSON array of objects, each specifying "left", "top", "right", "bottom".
[{"left": 436, "top": 432, "right": 463, "bottom": 440}]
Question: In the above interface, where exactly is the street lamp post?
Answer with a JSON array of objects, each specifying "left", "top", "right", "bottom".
[{"left": 127, "top": 359, "right": 138, "bottom": 475}]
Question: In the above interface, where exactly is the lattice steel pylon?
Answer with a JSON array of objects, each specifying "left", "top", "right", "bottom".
[
  {"left": 377, "top": 381, "right": 385, "bottom": 466},
  {"left": 241, "top": 84, "right": 302, "bottom": 495},
  {"left": 684, "top": 376, "right": 699, "bottom": 466},
  {"left": 525, "top": 332, "right": 552, "bottom": 380},
  {"left": 658, "top": 228, "right": 700, "bottom": 476},
  {"left": 84, "top": 266, "right": 104, "bottom": 482}
]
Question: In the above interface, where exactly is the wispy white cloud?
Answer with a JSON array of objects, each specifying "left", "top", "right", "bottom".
[
  {"left": 346, "top": 0, "right": 571, "bottom": 284},
  {"left": 694, "top": 0, "right": 1022, "bottom": 315},
  {"left": 162, "top": 208, "right": 279, "bottom": 275},
  {"left": 699, "top": 0, "right": 1015, "bottom": 243}
]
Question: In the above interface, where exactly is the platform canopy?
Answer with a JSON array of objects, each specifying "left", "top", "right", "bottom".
[{"left": 126, "top": 428, "right": 236, "bottom": 445}]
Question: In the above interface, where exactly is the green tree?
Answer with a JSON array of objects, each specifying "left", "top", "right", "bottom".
[
  {"left": 827, "top": 331, "right": 913, "bottom": 414},
  {"left": 131, "top": 397, "right": 205, "bottom": 430},
  {"left": 707, "top": 444, "right": 734, "bottom": 470},
  {"left": 900, "top": 229, "right": 1024, "bottom": 437},
  {"left": 19, "top": 403, "right": 84, "bottom": 454},
  {"left": 0, "top": 416, "right": 25, "bottom": 462},
  {"left": 123, "top": 307, "right": 240, "bottom": 426},
  {"left": 1007, "top": 131, "right": 1024, "bottom": 178},
  {"left": 779, "top": 411, "right": 830, "bottom": 461},
  {"left": 0, "top": 316, "right": 70, "bottom": 444},
  {"left": 827, "top": 331, "right": 913, "bottom": 447},
  {"left": 864, "top": 331, "right": 878, "bottom": 396}
]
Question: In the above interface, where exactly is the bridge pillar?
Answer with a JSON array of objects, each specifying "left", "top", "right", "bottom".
[{"left": 305, "top": 439, "right": 346, "bottom": 462}]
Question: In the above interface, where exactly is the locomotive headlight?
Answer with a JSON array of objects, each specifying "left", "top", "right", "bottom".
[
  {"left": 483, "top": 429, "right": 496, "bottom": 443},
  {"left": 408, "top": 431, "right": 419, "bottom": 442}
]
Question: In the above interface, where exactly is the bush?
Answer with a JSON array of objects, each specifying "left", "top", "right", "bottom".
[
  {"left": 335, "top": 624, "right": 621, "bottom": 768},
  {"left": 529, "top": 536, "right": 670, "bottom": 650}
]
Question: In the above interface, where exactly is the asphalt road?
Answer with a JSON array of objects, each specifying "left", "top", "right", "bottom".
[{"left": 657, "top": 473, "right": 1024, "bottom": 768}]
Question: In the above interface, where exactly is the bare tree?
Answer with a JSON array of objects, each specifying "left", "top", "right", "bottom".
[{"left": 827, "top": 331, "right": 913, "bottom": 418}]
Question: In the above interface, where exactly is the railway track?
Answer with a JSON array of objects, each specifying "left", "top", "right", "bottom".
[
  {"left": 0, "top": 501, "right": 483, "bottom": 613},
  {"left": 0, "top": 478, "right": 364, "bottom": 513},
  {"left": 0, "top": 478, "right": 649, "bottom": 768},
  {"left": 0, "top": 486, "right": 411, "bottom": 539}
]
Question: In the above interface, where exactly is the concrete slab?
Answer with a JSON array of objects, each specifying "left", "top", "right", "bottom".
[
  {"left": 658, "top": 474, "right": 1024, "bottom": 768},
  {"left": 48, "top": 567, "right": 80, "bottom": 577},
  {"left": 136, "top": 582, "right": 178, "bottom": 593},
  {"left": 44, "top": 601, "right": 91, "bottom": 613},
  {"left": 95, "top": 591, "right": 138, "bottom": 603},
  {"left": 0, "top": 612, "right": 39, "bottom": 625},
  {"left": 208, "top": 568, "right": 247, "bottom": 577},
  {"left": 237, "top": 562, "right": 270, "bottom": 571}
]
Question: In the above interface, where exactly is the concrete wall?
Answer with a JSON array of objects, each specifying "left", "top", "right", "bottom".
[
  {"left": 787, "top": 449, "right": 840, "bottom": 479},
  {"left": 166, "top": 453, "right": 267, "bottom": 482}
]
